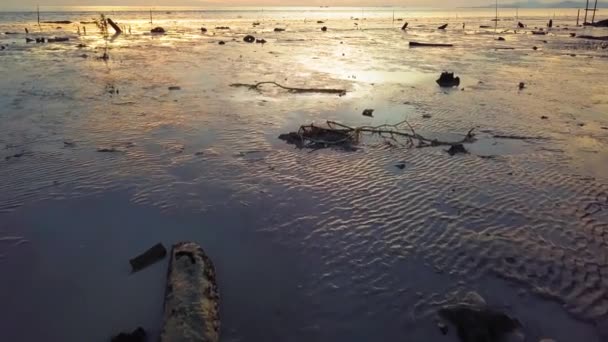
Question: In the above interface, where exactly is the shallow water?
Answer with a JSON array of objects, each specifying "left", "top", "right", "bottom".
[{"left": 1, "top": 7, "right": 608, "bottom": 342}]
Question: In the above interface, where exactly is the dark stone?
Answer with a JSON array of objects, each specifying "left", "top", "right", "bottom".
[
  {"left": 151, "top": 27, "right": 166, "bottom": 34},
  {"left": 317, "top": 20, "right": 325, "bottom": 24},
  {"left": 168, "top": 86, "right": 181, "bottom": 91},
  {"left": 201, "top": 27, "right": 207, "bottom": 33},
  {"left": 447, "top": 144, "right": 468, "bottom": 156},
  {"left": 519, "top": 82, "right": 525, "bottom": 90},
  {"left": 438, "top": 24, "right": 448, "bottom": 30},
  {"left": 218, "top": 41, "right": 225, "bottom": 45},
  {"left": 436, "top": 72, "right": 460, "bottom": 87},
  {"left": 243, "top": 35, "right": 255, "bottom": 43},
  {"left": 129, "top": 243, "right": 167, "bottom": 272},
  {"left": 256, "top": 38, "right": 267, "bottom": 44},
  {"left": 533, "top": 46, "right": 538, "bottom": 50},
  {"left": 395, "top": 162, "right": 406, "bottom": 170},
  {"left": 362, "top": 109, "right": 374, "bottom": 117},
  {"left": 321, "top": 26, "right": 327, "bottom": 32},
  {"left": 570, "top": 33, "right": 576, "bottom": 37},
  {"left": 497, "top": 37, "right": 505, "bottom": 41},
  {"left": 274, "top": 28, "right": 285, "bottom": 32},
  {"left": 438, "top": 304, "right": 520, "bottom": 342},
  {"left": 541, "top": 116, "right": 548, "bottom": 119},
  {"left": 111, "top": 327, "right": 146, "bottom": 342}
]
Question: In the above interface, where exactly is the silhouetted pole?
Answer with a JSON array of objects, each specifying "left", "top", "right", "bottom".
[
  {"left": 577, "top": 9, "right": 580, "bottom": 26},
  {"left": 37, "top": 5, "right": 41, "bottom": 31},
  {"left": 592, "top": 0, "right": 598, "bottom": 23},
  {"left": 584, "top": 0, "right": 589, "bottom": 23}
]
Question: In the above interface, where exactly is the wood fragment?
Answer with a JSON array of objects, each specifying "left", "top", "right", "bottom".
[
  {"left": 230, "top": 81, "right": 346, "bottom": 95},
  {"left": 106, "top": 18, "right": 123, "bottom": 34},
  {"left": 410, "top": 41, "right": 453, "bottom": 47}
]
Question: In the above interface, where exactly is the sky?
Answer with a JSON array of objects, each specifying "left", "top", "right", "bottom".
[{"left": 0, "top": 0, "right": 580, "bottom": 10}]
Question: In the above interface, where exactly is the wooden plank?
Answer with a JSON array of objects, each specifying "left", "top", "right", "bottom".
[
  {"left": 160, "top": 242, "right": 220, "bottom": 342},
  {"left": 106, "top": 18, "right": 123, "bottom": 34},
  {"left": 410, "top": 41, "right": 453, "bottom": 47}
]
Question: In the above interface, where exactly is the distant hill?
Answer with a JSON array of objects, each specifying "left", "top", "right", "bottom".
[{"left": 478, "top": 1, "right": 608, "bottom": 8}]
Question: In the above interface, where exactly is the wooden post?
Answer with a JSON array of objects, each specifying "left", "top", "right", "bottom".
[
  {"left": 106, "top": 18, "right": 123, "bottom": 34},
  {"left": 37, "top": 5, "right": 41, "bottom": 31},
  {"left": 150, "top": 9, "right": 153, "bottom": 25},
  {"left": 584, "top": 0, "right": 589, "bottom": 23},
  {"left": 577, "top": 9, "right": 580, "bottom": 26},
  {"left": 592, "top": 0, "right": 598, "bottom": 23}
]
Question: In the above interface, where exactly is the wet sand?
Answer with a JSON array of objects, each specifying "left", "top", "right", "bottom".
[{"left": 1, "top": 7, "right": 608, "bottom": 342}]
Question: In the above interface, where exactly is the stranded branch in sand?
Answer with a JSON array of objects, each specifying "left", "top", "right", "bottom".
[
  {"left": 230, "top": 81, "right": 346, "bottom": 95},
  {"left": 279, "top": 120, "right": 476, "bottom": 150}
]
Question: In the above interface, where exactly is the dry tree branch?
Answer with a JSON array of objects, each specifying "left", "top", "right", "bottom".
[{"left": 230, "top": 81, "right": 346, "bottom": 95}]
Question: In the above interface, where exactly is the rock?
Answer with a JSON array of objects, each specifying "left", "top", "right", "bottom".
[
  {"left": 76, "top": 43, "right": 86, "bottom": 48},
  {"left": 243, "top": 35, "right": 255, "bottom": 43},
  {"left": 541, "top": 116, "right": 548, "bottom": 119},
  {"left": 201, "top": 27, "right": 207, "bottom": 33},
  {"left": 111, "top": 327, "right": 146, "bottom": 342},
  {"left": 218, "top": 41, "right": 225, "bottom": 45},
  {"left": 518, "top": 22, "right": 525, "bottom": 28},
  {"left": 25, "top": 37, "right": 34, "bottom": 43},
  {"left": 436, "top": 72, "right": 460, "bottom": 87},
  {"left": 497, "top": 37, "right": 505, "bottom": 41},
  {"left": 439, "top": 304, "right": 520, "bottom": 342},
  {"left": 160, "top": 242, "right": 220, "bottom": 342},
  {"left": 321, "top": 26, "right": 327, "bottom": 32},
  {"left": 274, "top": 28, "right": 285, "bottom": 32},
  {"left": 129, "top": 243, "right": 167, "bottom": 272},
  {"left": 438, "top": 24, "right": 448, "bottom": 30},
  {"left": 590, "top": 19, "right": 608, "bottom": 27},
  {"left": 168, "top": 86, "right": 181, "bottom": 91},
  {"left": 252, "top": 22, "right": 260, "bottom": 26},
  {"left": 395, "top": 162, "right": 406, "bottom": 170},
  {"left": 533, "top": 46, "right": 538, "bottom": 50},
  {"left": 438, "top": 322, "right": 449, "bottom": 335},
  {"left": 462, "top": 291, "right": 487, "bottom": 307},
  {"left": 362, "top": 109, "right": 374, "bottom": 117},
  {"left": 422, "top": 114, "right": 432, "bottom": 119},
  {"left": 447, "top": 144, "right": 468, "bottom": 156},
  {"left": 48, "top": 37, "right": 69, "bottom": 42},
  {"left": 256, "top": 38, "right": 266, "bottom": 44},
  {"left": 317, "top": 20, "right": 325, "bottom": 24},
  {"left": 519, "top": 82, "right": 525, "bottom": 90},
  {"left": 151, "top": 27, "right": 166, "bottom": 33}
]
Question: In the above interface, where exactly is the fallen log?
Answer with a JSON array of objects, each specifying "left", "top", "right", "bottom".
[
  {"left": 230, "top": 81, "right": 346, "bottom": 95},
  {"left": 129, "top": 243, "right": 167, "bottom": 272},
  {"left": 106, "top": 18, "right": 123, "bottom": 34},
  {"left": 410, "top": 41, "right": 453, "bottom": 47},
  {"left": 577, "top": 35, "right": 608, "bottom": 41},
  {"left": 160, "top": 242, "right": 220, "bottom": 342},
  {"left": 42, "top": 20, "right": 71, "bottom": 24}
]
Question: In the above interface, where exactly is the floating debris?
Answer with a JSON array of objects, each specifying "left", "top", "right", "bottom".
[
  {"left": 447, "top": 144, "right": 468, "bottom": 156},
  {"left": 362, "top": 109, "right": 374, "bottom": 117},
  {"left": 410, "top": 41, "right": 453, "bottom": 47},
  {"left": 168, "top": 86, "right": 181, "bottom": 91},
  {"left": 230, "top": 81, "right": 346, "bottom": 95},
  {"left": 151, "top": 27, "right": 166, "bottom": 34},
  {"left": 437, "top": 72, "right": 461, "bottom": 87},
  {"left": 274, "top": 28, "right": 285, "bottom": 32},
  {"left": 129, "top": 243, "right": 167, "bottom": 273},
  {"left": 215, "top": 26, "right": 230, "bottom": 30},
  {"left": 256, "top": 38, "right": 267, "bottom": 44},
  {"left": 401, "top": 22, "right": 409, "bottom": 30},
  {"left": 519, "top": 82, "right": 526, "bottom": 90},
  {"left": 42, "top": 20, "right": 72, "bottom": 24},
  {"left": 438, "top": 24, "right": 448, "bottom": 30},
  {"left": 218, "top": 41, "right": 226, "bottom": 45},
  {"left": 577, "top": 35, "right": 608, "bottom": 41}
]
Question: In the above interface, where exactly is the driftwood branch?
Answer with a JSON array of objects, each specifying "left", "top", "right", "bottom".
[
  {"left": 230, "top": 81, "right": 346, "bottom": 95},
  {"left": 279, "top": 120, "right": 476, "bottom": 150}
]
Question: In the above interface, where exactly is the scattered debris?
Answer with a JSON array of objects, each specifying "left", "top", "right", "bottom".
[
  {"left": 587, "top": 19, "right": 608, "bottom": 27},
  {"left": 111, "top": 327, "right": 146, "bottom": 342},
  {"left": 168, "top": 86, "right": 181, "bottom": 91},
  {"left": 401, "top": 22, "right": 409, "bottom": 30},
  {"left": 410, "top": 41, "right": 453, "bottom": 47},
  {"left": 362, "top": 109, "right": 374, "bottom": 117},
  {"left": 436, "top": 72, "right": 460, "bottom": 87},
  {"left": 151, "top": 27, "right": 166, "bottom": 34},
  {"left": 438, "top": 292, "right": 521, "bottom": 342},
  {"left": 129, "top": 243, "right": 167, "bottom": 273},
  {"left": 107, "top": 18, "right": 123, "bottom": 34},
  {"left": 274, "top": 28, "right": 285, "bottom": 32},
  {"left": 321, "top": 26, "right": 328, "bottom": 32},
  {"left": 438, "top": 24, "right": 448, "bottom": 30},
  {"left": 215, "top": 26, "right": 230, "bottom": 30},
  {"left": 519, "top": 82, "right": 525, "bottom": 90},
  {"left": 447, "top": 144, "right": 468, "bottom": 155},
  {"left": 243, "top": 35, "right": 255, "bottom": 43},
  {"left": 230, "top": 81, "right": 346, "bottom": 95},
  {"left": 160, "top": 242, "right": 220, "bottom": 342}
]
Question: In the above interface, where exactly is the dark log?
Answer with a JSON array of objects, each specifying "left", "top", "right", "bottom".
[
  {"left": 577, "top": 35, "right": 608, "bottom": 41},
  {"left": 106, "top": 18, "right": 123, "bottom": 34},
  {"left": 129, "top": 243, "right": 167, "bottom": 272},
  {"left": 410, "top": 41, "right": 453, "bottom": 47}
]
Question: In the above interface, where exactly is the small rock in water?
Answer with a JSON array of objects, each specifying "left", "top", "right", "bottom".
[
  {"left": 97, "top": 147, "right": 119, "bottom": 153},
  {"left": 395, "top": 162, "right": 406, "bottom": 170},
  {"left": 200, "top": 27, "right": 207, "bottom": 33},
  {"left": 25, "top": 37, "right": 34, "bottom": 43},
  {"left": 321, "top": 26, "right": 328, "bottom": 32},
  {"left": 274, "top": 28, "right": 285, "bottom": 32},
  {"left": 436, "top": 72, "right": 460, "bottom": 87},
  {"left": 533, "top": 46, "right": 538, "bottom": 50},
  {"left": 243, "top": 35, "right": 255, "bottom": 43},
  {"left": 111, "top": 327, "right": 146, "bottom": 342},
  {"left": 519, "top": 82, "right": 526, "bottom": 90},
  {"left": 447, "top": 144, "right": 468, "bottom": 156},
  {"left": 218, "top": 41, "right": 226, "bottom": 45},
  {"left": 437, "top": 322, "right": 449, "bottom": 335},
  {"left": 168, "top": 86, "right": 181, "bottom": 91},
  {"left": 256, "top": 38, "right": 267, "bottom": 44},
  {"left": 541, "top": 116, "right": 548, "bottom": 119},
  {"left": 317, "top": 20, "right": 325, "bottom": 24},
  {"left": 362, "top": 109, "right": 374, "bottom": 117},
  {"left": 151, "top": 27, "right": 166, "bottom": 34},
  {"left": 497, "top": 36, "right": 505, "bottom": 41},
  {"left": 422, "top": 114, "right": 432, "bottom": 119}
]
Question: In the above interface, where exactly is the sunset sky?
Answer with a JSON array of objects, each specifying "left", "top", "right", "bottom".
[{"left": 0, "top": 0, "right": 573, "bottom": 10}]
